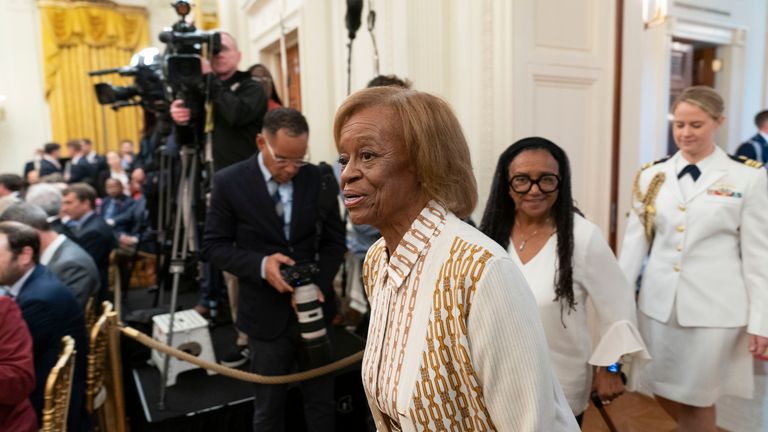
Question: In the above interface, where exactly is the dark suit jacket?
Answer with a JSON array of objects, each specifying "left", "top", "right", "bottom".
[
  {"left": 736, "top": 133, "right": 768, "bottom": 163},
  {"left": 23, "top": 161, "right": 35, "bottom": 178},
  {"left": 39, "top": 159, "right": 62, "bottom": 177},
  {"left": 203, "top": 155, "right": 346, "bottom": 340},
  {"left": 99, "top": 195, "right": 138, "bottom": 235},
  {"left": 48, "top": 217, "right": 72, "bottom": 237},
  {"left": 70, "top": 213, "right": 116, "bottom": 295},
  {"left": 66, "top": 157, "right": 94, "bottom": 184},
  {"left": 16, "top": 265, "right": 87, "bottom": 431},
  {"left": 46, "top": 237, "right": 100, "bottom": 309}
]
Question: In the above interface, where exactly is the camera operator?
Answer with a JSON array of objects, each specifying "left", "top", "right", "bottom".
[
  {"left": 203, "top": 108, "right": 346, "bottom": 431},
  {"left": 168, "top": 31, "right": 268, "bottom": 366},
  {"left": 168, "top": 31, "right": 267, "bottom": 172}
]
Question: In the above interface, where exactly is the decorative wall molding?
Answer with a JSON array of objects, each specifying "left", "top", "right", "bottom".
[{"left": 666, "top": 16, "right": 746, "bottom": 46}]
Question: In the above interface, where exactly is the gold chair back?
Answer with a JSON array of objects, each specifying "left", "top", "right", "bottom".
[
  {"left": 41, "top": 335, "right": 76, "bottom": 432},
  {"left": 86, "top": 301, "right": 127, "bottom": 432},
  {"left": 86, "top": 302, "right": 113, "bottom": 413},
  {"left": 84, "top": 296, "right": 97, "bottom": 331}
]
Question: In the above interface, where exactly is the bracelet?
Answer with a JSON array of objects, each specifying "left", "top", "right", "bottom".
[{"left": 606, "top": 362, "right": 622, "bottom": 374}]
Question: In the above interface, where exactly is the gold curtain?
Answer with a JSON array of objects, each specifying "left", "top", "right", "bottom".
[{"left": 38, "top": 1, "right": 149, "bottom": 155}]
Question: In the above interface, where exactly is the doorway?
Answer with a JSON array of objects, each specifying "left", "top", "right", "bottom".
[{"left": 666, "top": 38, "right": 720, "bottom": 154}]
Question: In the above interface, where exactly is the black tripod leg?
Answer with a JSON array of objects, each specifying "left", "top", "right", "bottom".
[{"left": 157, "top": 148, "right": 198, "bottom": 410}]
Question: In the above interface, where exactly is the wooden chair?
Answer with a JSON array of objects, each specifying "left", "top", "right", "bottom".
[
  {"left": 86, "top": 301, "right": 126, "bottom": 432},
  {"left": 84, "top": 296, "right": 97, "bottom": 331},
  {"left": 41, "top": 335, "right": 76, "bottom": 432}
]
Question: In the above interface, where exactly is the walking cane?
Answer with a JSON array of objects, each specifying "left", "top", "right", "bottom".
[
  {"left": 589, "top": 371, "right": 626, "bottom": 432},
  {"left": 590, "top": 391, "right": 619, "bottom": 432}
]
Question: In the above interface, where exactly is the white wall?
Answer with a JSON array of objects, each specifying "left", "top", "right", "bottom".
[
  {"left": 0, "top": 0, "right": 51, "bottom": 175},
  {"left": 235, "top": 0, "right": 617, "bottom": 227}
]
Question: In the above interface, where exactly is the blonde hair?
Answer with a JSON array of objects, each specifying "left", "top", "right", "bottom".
[
  {"left": 333, "top": 87, "right": 477, "bottom": 218},
  {"left": 671, "top": 85, "right": 724, "bottom": 120}
]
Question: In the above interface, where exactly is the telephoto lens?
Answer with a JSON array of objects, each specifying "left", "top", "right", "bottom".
[{"left": 282, "top": 263, "right": 333, "bottom": 369}]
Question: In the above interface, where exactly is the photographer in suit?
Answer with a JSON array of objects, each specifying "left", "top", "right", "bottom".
[{"left": 203, "top": 108, "right": 346, "bottom": 432}]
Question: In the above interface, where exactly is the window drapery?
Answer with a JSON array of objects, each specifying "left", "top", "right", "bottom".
[{"left": 38, "top": 1, "right": 149, "bottom": 154}]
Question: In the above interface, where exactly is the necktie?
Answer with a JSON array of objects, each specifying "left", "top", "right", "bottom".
[
  {"left": 271, "top": 181, "right": 284, "bottom": 219},
  {"left": 271, "top": 181, "right": 289, "bottom": 238},
  {"left": 678, "top": 164, "right": 701, "bottom": 182}
]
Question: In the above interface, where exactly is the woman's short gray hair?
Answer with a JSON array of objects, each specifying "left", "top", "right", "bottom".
[{"left": 333, "top": 87, "right": 477, "bottom": 218}]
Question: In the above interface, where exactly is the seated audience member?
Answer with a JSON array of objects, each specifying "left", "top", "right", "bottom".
[
  {"left": 64, "top": 139, "right": 94, "bottom": 184},
  {"left": 39, "top": 172, "right": 66, "bottom": 185},
  {"left": 97, "top": 151, "right": 130, "bottom": 197},
  {"left": 129, "top": 167, "right": 146, "bottom": 202},
  {"left": 39, "top": 143, "right": 63, "bottom": 178},
  {"left": 0, "top": 296, "right": 37, "bottom": 432},
  {"left": 0, "top": 222, "right": 87, "bottom": 431},
  {"left": 61, "top": 183, "right": 116, "bottom": 298},
  {"left": 119, "top": 139, "right": 135, "bottom": 171},
  {"left": 24, "top": 170, "right": 40, "bottom": 188},
  {"left": 736, "top": 109, "right": 768, "bottom": 163},
  {"left": 24, "top": 184, "right": 68, "bottom": 235},
  {"left": 1, "top": 203, "right": 99, "bottom": 309},
  {"left": 99, "top": 178, "right": 138, "bottom": 235},
  {"left": 0, "top": 174, "right": 23, "bottom": 216}
]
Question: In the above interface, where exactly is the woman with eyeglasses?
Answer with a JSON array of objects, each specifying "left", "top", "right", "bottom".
[{"left": 480, "top": 137, "right": 649, "bottom": 425}]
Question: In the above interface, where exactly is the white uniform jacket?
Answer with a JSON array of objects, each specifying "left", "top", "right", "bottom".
[{"left": 619, "top": 147, "right": 768, "bottom": 337}]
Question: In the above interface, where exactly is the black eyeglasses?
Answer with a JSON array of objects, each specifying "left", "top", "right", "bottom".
[{"left": 508, "top": 174, "right": 560, "bottom": 194}]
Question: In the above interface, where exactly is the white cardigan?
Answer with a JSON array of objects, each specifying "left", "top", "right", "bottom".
[
  {"left": 362, "top": 202, "right": 578, "bottom": 431},
  {"left": 509, "top": 214, "right": 650, "bottom": 414}
]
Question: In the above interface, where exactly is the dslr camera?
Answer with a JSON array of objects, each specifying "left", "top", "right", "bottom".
[{"left": 281, "top": 263, "right": 333, "bottom": 369}]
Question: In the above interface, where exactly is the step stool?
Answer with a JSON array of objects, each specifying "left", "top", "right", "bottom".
[{"left": 151, "top": 309, "right": 217, "bottom": 386}]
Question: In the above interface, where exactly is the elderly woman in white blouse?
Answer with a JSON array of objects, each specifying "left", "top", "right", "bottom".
[
  {"left": 480, "top": 137, "right": 650, "bottom": 425},
  {"left": 334, "top": 87, "right": 578, "bottom": 431}
]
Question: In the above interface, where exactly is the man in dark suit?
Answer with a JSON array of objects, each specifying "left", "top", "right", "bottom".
[
  {"left": 203, "top": 108, "right": 346, "bottom": 432},
  {"left": 0, "top": 221, "right": 87, "bottom": 431},
  {"left": 99, "top": 178, "right": 138, "bottom": 235},
  {"left": 82, "top": 138, "right": 108, "bottom": 177},
  {"left": 38, "top": 143, "right": 63, "bottom": 178},
  {"left": 1, "top": 203, "right": 99, "bottom": 309},
  {"left": 61, "top": 183, "right": 116, "bottom": 299},
  {"left": 64, "top": 139, "right": 95, "bottom": 184},
  {"left": 736, "top": 110, "right": 768, "bottom": 163}
]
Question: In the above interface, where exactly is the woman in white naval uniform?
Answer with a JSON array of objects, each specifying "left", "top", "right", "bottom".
[
  {"left": 619, "top": 86, "right": 768, "bottom": 431},
  {"left": 480, "top": 137, "right": 650, "bottom": 425}
]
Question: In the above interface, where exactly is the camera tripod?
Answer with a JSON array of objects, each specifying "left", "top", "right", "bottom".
[{"left": 157, "top": 145, "right": 202, "bottom": 409}]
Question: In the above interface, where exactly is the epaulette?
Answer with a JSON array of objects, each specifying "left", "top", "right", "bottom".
[
  {"left": 729, "top": 154, "right": 764, "bottom": 169},
  {"left": 640, "top": 155, "right": 671, "bottom": 171}
]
